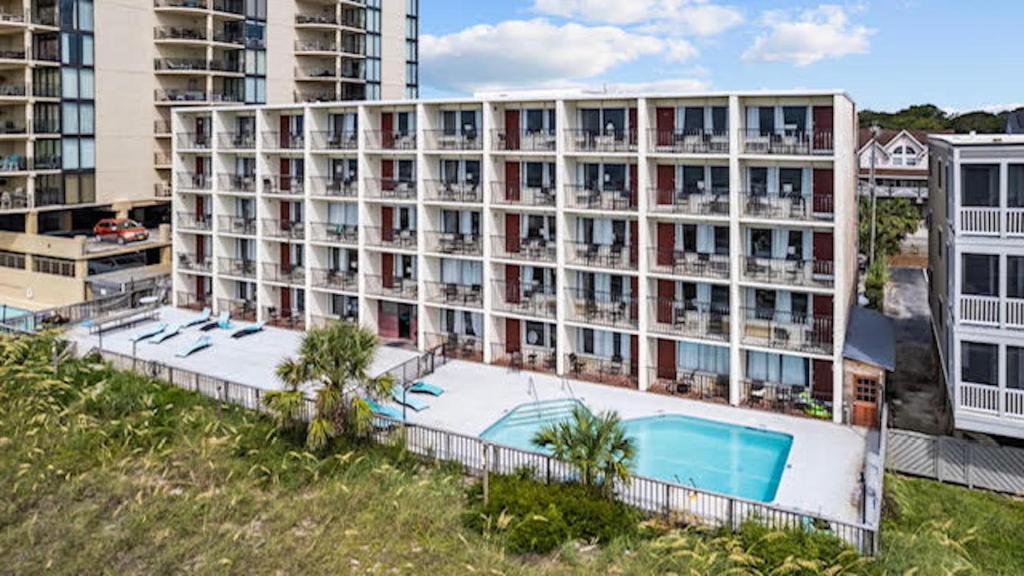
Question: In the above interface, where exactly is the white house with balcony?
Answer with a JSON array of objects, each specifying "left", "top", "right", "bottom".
[
  {"left": 929, "top": 134, "right": 1024, "bottom": 438},
  {"left": 857, "top": 129, "right": 930, "bottom": 202}
]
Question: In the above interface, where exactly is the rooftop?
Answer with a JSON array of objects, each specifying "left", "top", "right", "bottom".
[{"left": 929, "top": 133, "right": 1024, "bottom": 146}]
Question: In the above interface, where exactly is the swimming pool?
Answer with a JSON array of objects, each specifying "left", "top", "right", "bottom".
[
  {"left": 480, "top": 400, "right": 793, "bottom": 502},
  {"left": 0, "top": 303, "right": 34, "bottom": 331}
]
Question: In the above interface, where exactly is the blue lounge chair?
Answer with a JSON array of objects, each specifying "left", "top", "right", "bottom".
[
  {"left": 408, "top": 381, "right": 444, "bottom": 396},
  {"left": 131, "top": 322, "right": 168, "bottom": 342},
  {"left": 392, "top": 386, "right": 429, "bottom": 412},
  {"left": 231, "top": 321, "right": 265, "bottom": 339},
  {"left": 182, "top": 308, "right": 211, "bottom": 328},
  {"left": 176, "top": 335, "right": 212, "bottom": 358},
  {"left": 364, "top": 398, "right": 403, "bottom": 421},
  {"left": 149, "top": 324, "right": 182, "bottom": 344},
  {"left": 200, "top": 311, "right": 231, "bottom": 332}
]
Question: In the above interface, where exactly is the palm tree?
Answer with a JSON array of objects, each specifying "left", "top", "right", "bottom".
[
  {"left": 532, "top": 406, "right": 636, "bottom": 494},
  {"left": 263, "top": 322, "right": 394, "bottom": 450}
]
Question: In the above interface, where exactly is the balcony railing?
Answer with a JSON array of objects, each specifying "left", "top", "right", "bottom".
[
  {"left": 261, "top": 219, "right": 305, "bottom": 240},
  {"left": 958, "top": 383, "right": 1024, "bottom": 419},
  {"left": 155, "top": 89, "right": 207, "bottom": 103},
  {"left": 365, "top": 274, "right": 417, "bottom": 300},
  {"left": 218, "top": 257, "right": 256, "bottom": 279},
  {"left": 177, "top": 253, "right": 212, "bottom": 273},
  {"left": 422, "top": 180, "right": 484, "bottom": 204},
  {"left": 960, "top": 295, "right": 1000, "bottom": 327},
  {"left": 154, "top": 57, "right": 209, "bottom": 72},
  {"left": 424, "top": 232, "right": 482, "bottom": 257},
  {"left": 295, "top": 39, "right": 338, "bottom": 53},
  {"left": 310, "top": 267, "right": 358, "bottom": 292},
  {"left": 649, "top": 248, "right": 730, "bottom": 279},
  {"left": 364, "top": 177, "right": 417, "bottom": 200},
  {"left": 309, "top": 221, "right": 358, "bottom": 245},
  {"left": 176, "top": 212, "right": 212, "bottom": 232},
  {"left": 648, "top": 129, "right": 729, "bottom": 154},
  {"left": 648, "top": 299, "right": 730, "bottom": 341},
  {"left": 566, "top": 289, "right": 638, "bottom": 329},
  {"left": 217, "top": 173, "right": 255, "bottom": 193},
  {"left": 176, "top": 132, "right": 211, "bottom": 150},
  {"left": 153, "top": 26, "right": 207, "bottom": 42},
  {"left": 649, "top": 188, "right": 730, "bottom": 216},
  {"left": 741, "top": 129, "right": 833, "bottom": 156},
  {"left": 958, "top": 207, "right": 1024, "bottom": 236},
  {"left": 217, "top": 131, "right": 256, "bottom": 150},
  {"left": 177, "top": 172, "right": 212, "bottom": 192},
  {"left": 425, "top": 281, "right": 483, "bottom": 308},
  {"left": 491, "top": 129, "right": 557, "bottom": 152},
  {"left": 0, "top": 189, "right": 29, "bottom": 211},
  {"left": 296, "top": 13, "right": 338, "bottom": 26},
  {"left": 742, "top": 257, "right": 835, "bottom": 289},
  {"left": 262, "top": 262, "right": 305, "bottom": 285},
  {"left": 310, "top": 177, "right": 357, "bottom": 198},
  {"left": 566, "top": 242, "right": 637, "bottom": 270},
  {"left": 264, "top": 307, "right": 305, "bottom": 331},
  {"left": 0, "top": 84, "right": 27, "bottom": 98},
  {"left": 263, "top": 175, "right": 305, "bottom": 195},
  {"left": 262, "top": 131, "right": 305, "bottom": 150},
  {"left": 176, "top": 291, "right": 211, "bottom": 312},
  {"left": 564, "top": 185, "right": 637, "bottom": 212},
  {"left": 741, "top": 379, "right": 832, "bottom": 420},
  {"left": 423, "top": 129, "right": 483, "bottom": 151},
  {"left": 311, "top": 130, "right": 358, "bottom": 151},
  {"left": 565, "top": 129, "right": 637, "bottom": 153},
  {"left": 217, "top": 215, "right": 256, "bottom": 236},
  {"left": 489, "top": 181, "right": 556, "bottom": 207},
  {"left": 493, "top": 281, "right": 557, "bottom": 318},
  {"left": 491, "top": 344, "right": 557, "bottom": 373},
  {"left": 741, "top": 308, "right": 834, "bottom": 355},
  {"left": 211, "top": 0, "right": 245, "bottom": 16},
  {"left": 742, "top": 192, "right": 834, "bottom": 221},
  {"left": 364, "top": 130, "right": 416, "bottom": 151},
  {"left": 429, "top": 333, "right": 484, "bottom": 363},
  {"left": 219, "top": 298, "right": 257, "bottom": 322},
  {"left": 364, "top": 226, "right": 417, "bottom": 250},
  {"left": 491, "top": 235, "right": 557, "bottom": 263},
  {"left": 1008, "top": 299, "right": 1024, "bottom": 330},
  {"left": 565, "top": 353, "right": 638, "bottom": 388},
  {"left": 648, "top": 368, "right": 729, "bottom": 402},
  {"left": 311, "top": 313, "right": 359, "bottom": 329}
]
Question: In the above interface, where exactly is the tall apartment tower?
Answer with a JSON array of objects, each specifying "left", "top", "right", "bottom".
[
  {"left": 0, "top": 0, "right": 415, "bottom": 310},
  {"left": 929, "top": 134, "right": 1024, "bottom": 439},
  {"left": 168, "top": 90, "right": 889, "bottom": 428}
]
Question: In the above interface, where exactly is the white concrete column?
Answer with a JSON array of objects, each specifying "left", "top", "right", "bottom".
[
  {"left": 415, "top": 103, "right": 427, "bottom": 351},
  {"left": 481, "top": 101, "right": 497, "bottom": 363},
  {"left": 727, "top": 95, "right": 743, "bottom": 406},
  {"left": 356, "top": 104, "right": 375, "bottom": 334},
  {"left": 636, "top": 97, "right": 651, "bottom": 391},
  {"left": 555, "top": 99, "right": 570, "bottom": 375}
]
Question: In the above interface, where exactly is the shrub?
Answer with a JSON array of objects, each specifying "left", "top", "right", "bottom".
[
  {"left": 865, "top": 259, "right": 888, "bottom": 311},
  {"left": 505, "top": 504, "right": 570, "bottom": 554}
]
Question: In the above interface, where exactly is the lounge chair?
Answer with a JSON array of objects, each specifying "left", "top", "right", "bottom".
[
  {"left": 149, "top": 324, "right": 182, "bottom": 344},
  {"left": 182, "top": 307, "right": 211, "bottom": 328},
  {"left": 364, "top": 398, "right": 403, "bottom": 421},
  {"left": 131, "top": 322, "right": 168, "bottom": 342},
  {"left": 392, "top": 386, "right": 429, "bottom": 411},
  {"left": 408, "top": 381, "right": 444, "bottom": 396},
  {"left": 176, "top": 335, "right": 212, "bottom": 358},
  {"left": 230, "top": 321, "right": 265, "bottom": 339},
  {"left": 200, "top": 311, "right": 231, "bottom": 332}
]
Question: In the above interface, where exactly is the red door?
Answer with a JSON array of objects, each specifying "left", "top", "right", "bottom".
[
  {"left": 504, "top": 213, "right": 521, "bottom": 254},
  {"left": 812, "top": 106, "right": 833, "bottom": 152},
  {"left": 279, "top": 159, "right": 291, "bottom": 192},
  {"left": 812, "top": 168, "right": 834, "bottom": 215},
  {"left": 194, "top": 156, "right": 205, "bottom": 185},
  {"left": 504, "top": 162, "right": 521, "bottom": 202},
  {"left": 630, "top": 334, "right": 639, "bottom": 378},
  {"left": 195, "top": 195, "right": 205, "bottom": 218},
  {"left": 657, "top": 279, "right": 674, "bottom": 324},
  {"left": 656, "top": 222, "right": 676, "bottom": 266},
  {"left": 505, "top": 318, "right": 521, "bottom": 353},
  {"left": 195, "top": 276, "right": 205, "bottom": 302},
  {"left": 813, "top": 293, "right": 834, "bottom": 349},
  {"left": 657, "top": 338, "right": 676, "bottom": 380},
  {"left": 629, "top": 220, "right": 638, "bottom": 266},
  {"left": 628, "top": 163, "right": 638, "bottom": 207},
  {"left": 812, "top": 359, "right": 833, "bottom": 402},
  {"left": 655, "top": 107, "right": 675, "bottom": 146},
  {"left": 657, "top": 164, "right": 675, "bottom": 205},
  {"left": 813, "top": 231, "right": 834, "bottom": 277},
  {"left": 381, "top": 159, "right": 394, "bottom": 191},
  {"left": 629, "top": 276, "right": 639, "bottom": 325},
  {"left": 279, "top": 243, "right": 290, "bottom": 270},
  {"left": 195, "top": 235, "right": 205, "bottom": 262},
  {"left": 381, "top": 252, "right": 394, "bottom": 288},
  {"left": 280, "top": 288, "right": 291, "bottom": 316},
  {"left": 195, "top": 117, "right": 207, "bottom": 140},
  {"left": 279, "top": 116, "right": 290, "bottom": 149},
  {"left": 381, "top": 206, "right": 394, "bottom": 242},
  {"left": 505, "top": 264, "right": 521, "bottom": 304},
  {"left": 380, "top": 112, "right": 394, "bottom": 148},
  {"left": 505, "top": 109, "right": 520, "bottom": 150},
  {"left": 279, "top": 201, "right": 290, "bottom": 233},
  {"left": 378, "top": 302, "right": 398, "bottom": 338},
  {"left": 628, "top": 107, "right": 638, "bottom": 146}
]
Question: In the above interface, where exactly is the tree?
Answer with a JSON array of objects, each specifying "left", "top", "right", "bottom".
[
  {"left": 263, "top": 322, "right": 394, "bottom": 451},
  {"left": 865, "top": 259, "right": 888, "bottom": 311},
  {"left": 532, "top": 406, "right": 636, "bottom": 494},
  {"left": 859, "top": 197, "right": 920, "bottom": 263}
]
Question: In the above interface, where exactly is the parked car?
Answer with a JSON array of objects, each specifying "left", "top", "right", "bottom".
[{"left": 93, "top": 218, "right": 149, "bottom": 245}]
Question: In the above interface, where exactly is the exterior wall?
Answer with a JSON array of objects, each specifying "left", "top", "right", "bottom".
[
  {"left": 265, "top": 0, "right": 298, "bottom": 105},
  {"left": 379, "top": 0, "right": 408, "bottom": 100}
]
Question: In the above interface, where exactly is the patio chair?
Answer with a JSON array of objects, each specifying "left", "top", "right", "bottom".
[
  {"left": 131, "top": 322, "right": 168, "bottom": 343},
  {"left": 408, "top": 381, "right": 444, "bottom": 396},
  {"left": 176, "top": 335, "right": 212, "bottom": 358},
  {"left": 182, "top": 307, "right": 211, "bottom": 329},
  {"left": 149, "top": 324, "right": 182, "bottom": 344},
  {"left": 230, "top": 321, "right": 265, "bottom": 339},
  {"left": 392, "top": 386, "right": 429, "bottom": 412}
]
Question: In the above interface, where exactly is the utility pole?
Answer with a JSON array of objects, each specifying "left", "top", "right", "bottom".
[{"left": 869, "top": 124, "right": 880, "bottom": 265}]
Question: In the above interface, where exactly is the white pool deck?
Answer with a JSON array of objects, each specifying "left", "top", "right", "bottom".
[{"left": 69, "top": 306, "right": 868, "bottom": 525}]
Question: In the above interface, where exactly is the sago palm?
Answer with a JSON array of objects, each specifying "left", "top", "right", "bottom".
[
  {"left": 263, "top": 321, "right": 394, "bottom": 450},
  {"left": 532, "top": 406, "right": 636, "bottom": 493}
]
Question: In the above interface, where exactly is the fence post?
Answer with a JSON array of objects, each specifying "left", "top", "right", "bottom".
[
  {"left": 934, "top": 436, "right": 943, "bottom": 483},
  {"left": 663, "top": 482, "right": 671, "bottom": 519},
  {"left": 966, "top": 443, "right": 973, "bottom": 489},
  {"left": 727, "top": 498, "right": 735, "bottom": 531},
  {"left": 167, "top": 366, "right": 173, "bottom": 385},
  {"left": 482, "top": 442, "right": 490, "bottom": 506},
  {"left": 545, "top": 456, "right": 551, "bottom": 484}
]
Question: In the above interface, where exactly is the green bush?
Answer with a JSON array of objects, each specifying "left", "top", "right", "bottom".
[
  {"left": 505, "top": 504, "right": 570, "bottom": 554},
  {"left": 865, "top": 259, "right": 888, "bottom": 311}
]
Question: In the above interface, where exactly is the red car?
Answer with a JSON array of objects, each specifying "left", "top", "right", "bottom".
[{"left": 93, "top": 218, "right": 149, "bottom": 245}]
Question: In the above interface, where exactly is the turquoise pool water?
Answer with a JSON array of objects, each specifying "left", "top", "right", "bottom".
[{"left": 480, "top": 400, "right": 793, "bottom": 502}]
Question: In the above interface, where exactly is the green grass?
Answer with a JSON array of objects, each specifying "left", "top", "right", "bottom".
[{"left": 1, "top": 334, "right": 1023, "bottom": 575}]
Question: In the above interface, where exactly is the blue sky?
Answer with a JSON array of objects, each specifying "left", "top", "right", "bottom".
[{"left": 418, "top": 1, "right": 1023, "bottom": 113}]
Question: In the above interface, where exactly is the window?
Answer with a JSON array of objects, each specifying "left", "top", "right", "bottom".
[
  {"left": 961, "top": 254, "right": 999, "bottom": 296},
  {"left": 1010, "top": 165, "right": 1024, "bottom": 208},
  {"left": 961, "top": 164, "right": 999, "bottom": 207},
  {"left": 961, "top": 341, "right": 998, "bottom": 386},
  {"left": 1009, "top": 347, "right": 1024, "bottom": 390},
  {"left": 1009, "top": 256, "right": 1024, "bottom": 299},
  {"left": 780, "top": 168, "right": 802, "bottom": 197},
  {"left": 782, "top": 106, "right": 807, "bottom": 132}
]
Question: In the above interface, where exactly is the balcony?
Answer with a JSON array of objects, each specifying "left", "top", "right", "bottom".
[
  {"left": 649, "top": 187, "right": 730, "bottom": 217},
  {"left": 0, "top": 49, "right": 25, "bottom": 62},
  {"left": 155, "top": 89, "right": 207, "bottom": 103},
  {"left": 364, "top": 177, "right": 417, "bottom": 200},
  {"left": 217, "top": 173, "right": 255, "bottom": 194},
  {"left": 295, "top": 39, "right": 338, "bottom": 54},
  {"left": 566, "top": 242, "right": 637, "bottom": 270},
  {"left": 311, "top": 267, "right": 358, "bottom": 293},
  {"left": 312, "top": 313, "right": 358, "bottom": 328},
  {"left": 958, "top": 207, "right": 1024, "bottom": 237},
  {"left": 649, "top": 248, "right": 730, "bottom": 280},
  {"left": 154, "top": 58, "right": 209, "bottom": 73},
  {"left": 493, "top": 281, "right": 557, "bottom": 319},
  {"left": 742, "top": 257, "right": 834, "bottom": 289},
  {"left": 491, "top": 235, "right": 557, "bottom": 263},
  {"left": 425, "top": 281, "right": 483, "bottom": 309},
  {"left": 742, "top": 193, "right": 834, "bottom": 221},
  {"left": 490, "top": 181, "right": 556, "bottom": 208},
  {"left": 311, "top": 130, "right": 358, "bottom": 151},
  {"left": 364, "top": 226, "right": 417, "bottom": 250},
  {"left": 263, "top": 175, "right": 305, "bottom": 196},
  {"left": 262, "top": 131, "right": 305, "bottom": 151},
  {"left": 423, "top": 129, "right": 483, "bottom": 152},
  {"left": 741, "top": 129, "right": 833, "bottom": 156},
  {"left": 217, "top": 131, "right": 256, "bottom": 150},
  {"left": 959, "top": 295, "right": 1024, "bottom": 330},
  {"left": 648, "top": 129, "right": 729, "bottom": 154},
  {"left": 565, "top": 184, "right": 637, "bottom": 212},
  {"left": 309, "top": 221, "right": 358, "bottom": 245},
  {"left": 218, "top": 215, "right": 256, "bottom": 236},
  {"left": 365, "top": 274, "right": 417, "bottom": 300},
  {"left": 648, "top": 299, "right": 730, "bottom": 342},
  {"left": 741, "top": 308, "right": 834, "bottom": 355},
  {"left": 176, "top": 132, "right": 211, "bottom": 150},
  {"left": 176, "top": 212, "right": 212, "bottom": 232},
  {"left": 219, "top": 298, "right": 257, "bottom": 322},
  {"left": 310, "top": 177, "right": 357, "bottom": 198},
  {"left": 648, "top": 368, "right": 729, "bottom": 402},
  {"left": 958, "top": 383, "right": 1024, "bottom": 420},
  {"left": 422, "top": 180, "right": 483, "bottom": 204},
  {"left": 177, "top": 291, "right": 211, "bottom": 312},
  {"left": 741, "top": 379, "right": 832, "bottom": 420},
  {"left": 491, "top": 344, "right": 557, "bottom": 374},
  {"left": 0, "top": 84, "right": 27, "bottom": 99},
  {"left": 153, "top": 26, "right": 207, "bottom": 42},
  {"left": 364, "top": 130, "right": 416, "bottom": 151},
  {"left": 491, "top": 129, "right": 557, "bottom": 152},
  {"left": 429, "top": 333, "right": 484, "bottom": 363},
  {"left": 0, "top": 189, "right": 29, "bottom": 211},
  {"left": 177, "top": 172, "right": 212, "bottom": 192},
  {"left": 264, "top": 308, "right": 306, "bottom": 331},
  {"left": 218, "top": 257, "right": 256, "bottom": 279},
  {"left": 424, "top": 232, "right": 482, "bottom": 257},
  {"left": 566, "top": 290, "right": 638, "bottom": 329},
  {"left": 177, "top": 253, "right": 212, "bottom": 274},
  {"left": 262, "top": 262, "right": 305, "bottom": 286},
  {"left": 261, "top": 219, "right": 305, "bottom": 240},
  {"left": 296, "top": 13, "right": 338, "bottom": 26},
  {"left": 565, "top": 129, "right": 637, "bottom": 153},
  {"left": 565, "top": 353, "right": 638, "bottom": 389}
]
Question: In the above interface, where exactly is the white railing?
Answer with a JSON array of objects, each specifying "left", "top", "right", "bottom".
[
  {"left": 1006, "top": 389, "right": 1024, "bottom": 418},
  {"left": 959, "top": 207, "right": 1001, "bottom": 235},
  {"left": 959, "top": 382, "right": 1000, "bottom": 414},
  {"left": 959, "top": 295, "right": 1000, "bottom": 326},
  {"left": 1007, "top": 299, "right": 1024, "bottom": 330},
  {"left": 1008, "top": 209, "right": 1024, "bottom": 237}
]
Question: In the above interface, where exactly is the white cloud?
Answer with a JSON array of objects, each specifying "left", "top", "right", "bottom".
[
  {"left": 532, "top": 0, "right": 743, "bottom": 36},
  {"left": 421, "top": 19, "right": 690, "bottom": 93},
  {"left": 742, "top": 5, "right": 874, "bottom": 66}
]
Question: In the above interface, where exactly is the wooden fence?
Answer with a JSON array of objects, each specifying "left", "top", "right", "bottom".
[{"left": 887, "top": 428, "right": 1024, "bottom": 495}]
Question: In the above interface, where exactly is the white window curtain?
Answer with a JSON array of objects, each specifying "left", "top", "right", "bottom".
[
  {"left": 697, "top": 224, "right": 714, "bottom": 253},
  {"left": 801, "top": 168, "right": 813, "bottom": 199},
  {"left": 767, "top": 167, "right": 780, "bottom": 195},
  {"left": 745, "top": 106, "right": 759, "bottom": 131},
  {"left": 678, "top": 342, "right": 729, "bottom": 374}
]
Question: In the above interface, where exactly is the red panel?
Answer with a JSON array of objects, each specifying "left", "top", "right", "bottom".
[
  {"left": 813, "top": 168, "right": 834, "bottom": 215},
  {"left": 280, "top": 288, "right": 291, "bottom": 314},
  {"left": 630, "top": 334, "right": 639, "bottom": 377},
  {"left": 381, "top": 159, "right": 394, "bottom": 190},
  {"left": 195, "top": 276, "right": 205, "bottom": 300},
  {"left": 656, "top": 222, "right": 675, "bottom": 266},
  {"left": 629, "top": 275, "right": 639, "bottom": 325},
  {"left": 505, "top": 318, "right": 521, "bottom": 353},
  {"left": 381, "top": 252, "right": 394, "bottom": 288},
  {"left": 655, "top": 107, "right": 675, "bottom": 145},
  {"left": 656, "top": 164, "right": 675, "bottom": 205},
  {"left": 505, "top": 264, "right": 521, "bottom": 304},
  {"left": 629, "top": 220, "right": 638, "bottom": 266},
  {"left": 812, "top": 359, "right": 833, "bottom": 401},
  {"left": 813, "top": 106, "right": 833, "bottom": 152},
  {"left": 378, "top": 301, "right": 399, "bottom": 338},
  {"left": 504, "top": 162, "right": 521, "bottom": 202},
  {"left": 657, "top": 338, "right": 676, "bottom": 379},
  {"left": 279, "top": 201, "right": 290, "bottom": 223},
  {"left": 657, "top": 279, "right": 674, "bottom": 324},
  {"left": 628, "top": 164, "right": 638, "bottom": 207},
  {"left": 279, "top": 116, "right": 290, "bottom": 149},
  {"left": 504, "top": 109, "right": 520, "bottom": 150},
  {"left": 381, "top": 205, "right": 394, "bottom": 241},
  {"left": 813, "top": 294, "right": 834, "bottom": 354},
  {"left": 194, "top": 155, "right": 205, "bottom": 175},
  {"left": 504, "top": 213, "right": 520, "bottom": 254},
  {"left": 195, "top": 195, "right": 204, "bottom": 217},
  {"left": 408, "top": 305, "right": 417, "bottom": 341},
  {"left": 628, "top": 107, "right": 638, "bottom": 146},
  {"left": 279, "top": 243, "right": 290, "bottom": 270},
  {"left": 195, "top": 235, "right": 205, "bottom": 262},
  {"left": 813, "top": 231, "right": 834, "bottom": 276},
  {"left": 279, "top": 159, "right": 291, "bottom": 192},
  {"left": 381, "top": 112, "right": 394, "bottom": 149}
]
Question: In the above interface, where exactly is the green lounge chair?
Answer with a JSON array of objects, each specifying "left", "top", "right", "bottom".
[
  {"left": 182, "top": 308, "right": 211, "bottom": 328},
  {"left": 149, "top": 324, "right": 182, "bottom": 344},
  {"left": 408, "top": 381, "right": 444, "bottom": 396},
  {"left": 231, "top": 321, "right": 265, "bottom": 339},
  {"left": 131, "top": 322, "right": 168, "bottom": 342},
  {"left": 392, "top": 386, "right": 429, "bottom": 411},
  {"left": 364, "top": 398, "right": 403, "bottom": 420},
  {"left": 176, "top": 335, "right": 212, "bottom": 358}
]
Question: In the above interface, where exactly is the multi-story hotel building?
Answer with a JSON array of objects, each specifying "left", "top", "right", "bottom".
[
  {"left": 0, "top": 0, "right": 415, "bottom": 310},
  {"left": 929, "top": 134, "right": 1024, "bottom": 439},
  {"left": 170, "top": 90, "right": 883, "bottom": 426}
]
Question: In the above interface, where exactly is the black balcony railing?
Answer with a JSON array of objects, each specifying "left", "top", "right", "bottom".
[
  {"left": 364, "top": 129, "right": 416, "bottom": 151},
  {"left": 493, "top": 281, "right": 557, "bottom": 318},
  {"left": 310, "top": 221, "right": 358, "bottom": 244},
  {"left": 741, "top": 379, "right": 832, "bottom": 420},
  {"left": 490, "top": 181, "right": 556, "bottom": 207},
  {"left": 218, "top": 257, "right": 256, "bottom": 279},
  {"left": 217, "top": 173, "right": 256, "bottom": 193},
  {"left": 741, "top": 129, "right": 834, "bottom": 156},
  {"left": 217, "top": 215, "right": 256, "bottom": 236},
  {"left": 155, "top": 89, "right": 207, "bottom": 103},
  {"left": 264, "top": 307, "right": 306, "bottom": 331},
  {"left": 178, "top": 172, "right": 212, "bottom": 191},
  {"left": 648, "top": 248, "right": 730, "bottom": 279},
  {"left": 742, "top": 256, "right": 835, "bottom": 288},
  {"left": 262, "top": 131, "right": 305, "bottom": 150},
  {"left": 219, "top": 298, "right": 257, "bottom": 322},
  {"left": 430, "top": 333, "right": 484, "bottom": 362},
  {"left": 424, "top": 232, "right": 482, "bottom": 256},
  {"left": 742, "top": 192, "right": 834, "bottom": 220},
  {"left": 263, "top": 175, "right": 305, "bottom": 195},
  {"left": 261, "top": 218, "right": 304, "bottom": 240},
  {"left": 176, "top": 253, "right": 211, "bottom": 273},
  {"left": 423, "top": 180, "right": 483, "bottom": 203},
  {"left": 425, "top": 282, "right": 483, "bottom": 308},
  {"left": 311, "top": 267, "right": 358, "bottom": 292},
  {"left": 491, "top": 235, "right": 557, "bottom": 263},
  {"left": 741, "top": 308, "right": 834, "bottom": 355},
  {"left": 153, "top": 26, "right": 207, "bottom": 42},
  {"left": 217, "top": 131, "right": 256, "bottom": 149},
  {"left": 565, "top": 353, "right": 638, "bottom": 388},
  {"left": 364, "top": 177, "right": 417, "bottom": 200},
  {"left": 648, "top": 129, "right": 730, "bottom": 154},
  {"left": 423, "top": 129, "right": 483, "bottom": 151},
  {"left": 565, "top": 184, "right": 637, "bottom": 211},
  {"left": 365, "top": 226, "right": 417, "bottom": 250},
  {"left": 491, "top": 128, "right": 557, "bottom": 152},
  {"left": 262, "top": 262, "right": 305, "bottom": 285},
  {"left": 177, "top": 290, "right": 212, "bottom": 312},
  {"left": 565, "top": 129, "right": 638, "bottom": 153},
  {"left": 566, "top": 242, "right": 637, "bottom": 270},
  {"left": 491, "top": 344, "right": 557, "bottom": 373},
  {"left": 566, "top": 289, "right": 638, "bottom": 329},
  {"left": 176, "top": 211, "right": 212, "bottom": 231},
  {"left": 365, "top": 274, "right": 418, "bottom": 300},
  {"left": 310, "top": 130, "right": 358, "bottom": 150},
  {"left": 649, "top": 187, "right": 730, "bottom": 216},
  {"left": 176, "top": 132, "right": 211, "bottom": 149},
  {"left": 648, "top": 368, "right": 729, "bottom": 402},
  {"left": 310, "top": 177, "right": 357, "bottom": 198},
  {"left": 648, "top": 298, "right": 730, "bottom": 341}
]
